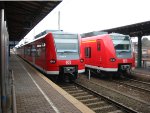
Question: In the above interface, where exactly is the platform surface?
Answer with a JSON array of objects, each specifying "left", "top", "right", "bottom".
[
  {"left": 132, "top": 67, "right": 150, "bottom": 81},
  {"left": 9, "top": 53, "right": 94, "bottom": 113}
]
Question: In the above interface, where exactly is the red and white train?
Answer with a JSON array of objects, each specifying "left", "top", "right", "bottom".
[
  {"left": 16, "top": 30, "right": 85, "bottom": 81},
  {"left": 82, "top": 33, "right": 135, "bottom": 76}
]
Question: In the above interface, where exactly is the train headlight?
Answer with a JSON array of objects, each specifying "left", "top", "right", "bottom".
[
  {"left": 80, "top": 59, "right": 84, "bottom": 63},
  {"left": 50, "top": 59, "right": 56, "bottom": 64},
  {"left": 110, "top": 58, "right": 116, "bottom": 62}
]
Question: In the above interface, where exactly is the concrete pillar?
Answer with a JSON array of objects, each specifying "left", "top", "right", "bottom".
[
  {"left": 0, "top": 9, "right": 2, "bottom": 113},
  {"left": 1, "top": 9, "right": 9, "bottom": 113},
  {"left": 137, "top": 35, "right": 142, "bottom": 68},
  {"left": 0, "top": 9, "right": 7, "bottom": 113}
]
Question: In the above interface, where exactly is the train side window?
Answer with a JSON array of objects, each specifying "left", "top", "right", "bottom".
[
  {"left": 31, "top": 45, "right": 36, "bottom": 57},
  {"left": 24, "top": 47, "right": 28, "bottom": 55},
  {"left": 85, "top": 47, "right": 91, "bottom": 58},
  {"left": 36, "top": 48, "right": 40, "bottom": 57},
  {"left": 35, "top": 41, "right": 45, "bottom": 57},
  {"left": 27, "top": 47, "right": 31, "bottom": 56},
  {"left": 97, "top": 40, "right": 101, "bottom": 51}
]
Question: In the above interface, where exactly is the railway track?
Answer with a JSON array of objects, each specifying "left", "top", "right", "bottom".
[
  {"left": 59, "top": 83, "right": 138, "bottom": 113},
  {"left": 76, "top": 74, "right": 150, "bottom": 113},
  {"left": 112, "top": 77, "right": 150, "bottom": 93}
]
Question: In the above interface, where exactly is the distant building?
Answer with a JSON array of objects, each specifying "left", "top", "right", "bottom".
[{"left": 132, "top": 42, "right": 150, "bottom": 58}]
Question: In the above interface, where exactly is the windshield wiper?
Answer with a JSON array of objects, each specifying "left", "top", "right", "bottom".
[
  {"left": 64, "top": 51, "right": 77, "bottom": 53},
  {"left": 118, "top": 51, "right": 129, "bottom": 54},
  {"left": 57, "top": 51, "right": 77, "bottom": 53}
]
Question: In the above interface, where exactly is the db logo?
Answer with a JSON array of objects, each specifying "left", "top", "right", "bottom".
[
  {"left": 123, "top": 59, "right": 127, "bottom": 63},
  {"left": 66, "top": 60, "right": 71, "bottom": 65}
]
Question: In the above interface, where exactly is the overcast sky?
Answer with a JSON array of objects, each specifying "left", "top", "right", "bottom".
[{"left": 20, "top": 0, "right": 150, "bottom": 44}]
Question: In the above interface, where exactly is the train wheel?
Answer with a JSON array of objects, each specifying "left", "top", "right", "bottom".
[
  {"left": 69, "top": 77, "right": 75, "bottom": 83},
  {"left": 122, "top": 69, "right": 132, "bottom": 78},
  {"left": 109, "top": 72, "right": 121, "bottom": 79},
  {"left": 98, "top": 71, "right": 109, "bottom": 79}
]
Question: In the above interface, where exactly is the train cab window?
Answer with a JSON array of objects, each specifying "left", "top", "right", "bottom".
[
  {"left": 97, "top": 40, "right": 101, "bottom": 51},
  {"left": 85, "top": 47, "right": 91, "bottom": 58}
]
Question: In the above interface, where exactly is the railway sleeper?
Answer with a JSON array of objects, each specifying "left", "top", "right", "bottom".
[
  {"left": 61, "top": 86, "right": 76, "bottom": 89},
  {"left": 86, "top": 101, "right": 105, "bottom": 106},
  {"left": 67, "top": 89, "right": 84, "bottom": 94},
  {"left": 75, "top": 94, "right": 94, "bottom": 100},
  {"left": 64, "top": 87, "right": 80, "bottom": 91},
  {"left": 60, "top": 85, "right": 74, "bottom": 87},
  {"left": 86, "top": 101, "right": 107, "bottom": 108},
  {"left": 107, "top": 110, "right": 123, "bottom": 113},
  {"left": 92, "top": 105, "right": 118, "bottom": 113},
  {"left": 80, "top": 98, "right": 100, "bottom": 104},
  {"left": 71, "top": 92, "right": 88, "bottom": 97}
]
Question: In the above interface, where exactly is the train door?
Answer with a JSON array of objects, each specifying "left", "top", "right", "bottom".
[
  {"left": 41, "top": 40, "right": 46, "bottom": 71},
  {"left": 96, "top": 39, "right": 103, "bottom": 67}
]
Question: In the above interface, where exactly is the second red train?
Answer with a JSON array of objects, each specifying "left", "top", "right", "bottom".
[{"left": 82, "top": 33, "right": 135, "bottom": 77}]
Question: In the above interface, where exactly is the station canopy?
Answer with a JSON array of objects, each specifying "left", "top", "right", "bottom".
[
  {"left": 0, "top": 1, "right": 62, "bottom": 41},
  {"left": 102, "top": 21, "right": 150, "bottom": 37}
]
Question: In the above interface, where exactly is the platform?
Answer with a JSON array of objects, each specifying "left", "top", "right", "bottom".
[
  {"left": 131, "top": 67, "right": 150, "bottom": 82},
  {"left": 9, "top": 53, "right": 94, "bottom": 113}
]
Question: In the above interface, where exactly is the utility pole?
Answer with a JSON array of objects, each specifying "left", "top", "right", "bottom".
[{"left": 58, "top": 11, "right": 60, "bottom": 30}]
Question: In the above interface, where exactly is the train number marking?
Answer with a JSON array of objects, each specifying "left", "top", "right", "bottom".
[{"left": 123, "top": 59, "right": 127, "bottom": 63}]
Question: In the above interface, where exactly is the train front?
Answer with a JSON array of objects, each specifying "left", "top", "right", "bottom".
[
  {"left": 109, "top": 34, "right": 135, "bottom": 74},
  {"left": 52, "top": 33, "right": 85, "bottom": 82}
]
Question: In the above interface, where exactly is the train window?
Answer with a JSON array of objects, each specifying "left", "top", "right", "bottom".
[
  {"left": 27, "top": 47, "right": 31, "bottom": 56},
  {"left": 37, "top": 45, "right": 42, "bottom": 47},
  {"left": 97, "top": 40, "right": 101, "bottom": 51},
  {"left": 41, "top": 42, "right": 45, "bottom": 47},
  {"left": 31, "top": 45, "right": 36, "bottom": 57},
  {"left": 35, "top": 41, "right": 45, "bottom": 57},
  {"left": 35, "top": 48, "right": 40, "bottom": 57},
  {"left": 85, "top": 47, "right": 91, "bottom": 58},
  {"left": 35, "top": 44, "right": 41, "bottom": 57},
  {"left": 24, "top": 47, "right": 28, "bottom": 55}
]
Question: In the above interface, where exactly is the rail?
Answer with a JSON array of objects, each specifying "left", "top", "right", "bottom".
[
  {"left": 60, "top": 82, "right": 138, "bottom": 113},
  {"left": 75, "top": 83, "right": 138, "bottom": 113}
]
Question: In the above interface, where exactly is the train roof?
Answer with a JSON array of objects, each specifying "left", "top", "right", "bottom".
[
  {"left": 34, "top": 30, "right": 79, "bottom": 39},
  {"left": 82, "top": 32, "right": 130, "bottom": 39},
  {"left": 81, "top": 31, "right": 108, "bottom": 38},
  {"left": 82, "top": 33, "right": 131, "bottom": 41},
  {"left": 109, "top": 33, "right": 129, "bottom": 37},
  {"left": 17, "top": 30, "right": 79, "bottom": 48},
  {"left": 34, "top": 30, "right": 63, "bottom": 39}
]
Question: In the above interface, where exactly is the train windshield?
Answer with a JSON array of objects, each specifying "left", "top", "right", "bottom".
[
  {"left": 110, "top": 35, "right": 132, "bottom": 58},
  {"left": 53, "top": 34, "right": 79, "bottom": 60}
]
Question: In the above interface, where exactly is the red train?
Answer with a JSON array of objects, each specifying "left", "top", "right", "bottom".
[
  {"left": 82, "top": 33, "right": 135, "bottom": 77},
  {"left": 17, "top": 30, "right": 85, "bottom": 82}
]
